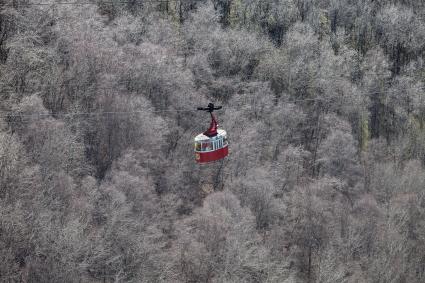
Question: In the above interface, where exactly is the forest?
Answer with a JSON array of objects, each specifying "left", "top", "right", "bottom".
[{"left": 0, "top": 0, "right": 425, "bottom": 282}]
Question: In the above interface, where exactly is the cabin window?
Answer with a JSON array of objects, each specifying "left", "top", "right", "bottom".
[
  {"left": 217, "top": 138, "right": 223, "bottom": 149},
  {"left": 201, "top": 141, "right": 212, "bottom": 151},
  {"left": 195, "top": 142, "right": 201, "bottom": 151}
]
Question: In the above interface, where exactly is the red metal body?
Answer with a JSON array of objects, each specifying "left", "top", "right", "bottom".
[{"left": 195, "top": 145, "right": 229, "bottom": 163}]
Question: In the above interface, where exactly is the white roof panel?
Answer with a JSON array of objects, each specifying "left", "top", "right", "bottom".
[{"left": 194, "top": 128, "right": 227, "bottom": 142}]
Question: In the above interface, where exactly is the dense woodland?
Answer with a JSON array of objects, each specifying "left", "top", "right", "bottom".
[{"left": 1, "top": 0, "right": 425, "bottom": 282}]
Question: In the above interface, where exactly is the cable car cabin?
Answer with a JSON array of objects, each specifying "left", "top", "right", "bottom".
[
  {"left": 194, "top": 103, "right": 229, "bottom": 163},
  {"left": 195, "top": 129, "right": 228, "bottom": 163}
]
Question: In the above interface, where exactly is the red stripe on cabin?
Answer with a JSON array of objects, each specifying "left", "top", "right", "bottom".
[{"left": 195, "top": 146, "right": 228, "bottom": 163}]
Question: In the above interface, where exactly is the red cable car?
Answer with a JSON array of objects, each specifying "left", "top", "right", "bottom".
[{"left": 194, "top": 103, "right": 229, "bottom": 163}]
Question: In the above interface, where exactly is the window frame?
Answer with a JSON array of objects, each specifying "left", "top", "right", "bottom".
[{"left": 195, "top": 135, "right": 227, "bottom": 153}]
